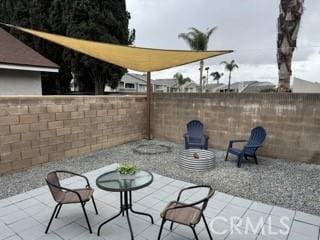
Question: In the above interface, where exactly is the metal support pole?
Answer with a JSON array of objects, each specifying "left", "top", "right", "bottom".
[{"left": 147, "top": 72, "right": 152, "bottom": 140}]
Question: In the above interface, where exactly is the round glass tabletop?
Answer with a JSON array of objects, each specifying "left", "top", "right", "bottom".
[{"left": 96, "top": 170, "right": 153, "bottom": 192}]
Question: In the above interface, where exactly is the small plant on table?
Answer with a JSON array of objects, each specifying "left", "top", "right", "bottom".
[{"left": 117, "top": 164, "right": 138, "bottom": 175}]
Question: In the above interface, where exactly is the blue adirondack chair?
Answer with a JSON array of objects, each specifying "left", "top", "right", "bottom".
[
  {"left": 184, "top": 120, "right": 209, "bottom": 150},
  {"left": 225, "top": 126, "right": 266, "bottom": 168}
]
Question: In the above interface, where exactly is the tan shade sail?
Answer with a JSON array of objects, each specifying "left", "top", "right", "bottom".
[{"left": 4, "top": 24, "right": 232, "bottom": 72}]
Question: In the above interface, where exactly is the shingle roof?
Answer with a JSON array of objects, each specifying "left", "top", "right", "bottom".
[
  {"left": 153, "top": 78, "right": 178, "bottom": 87},
  {"left": 0, "top": 28, "right": 58, "bottom": 69}
]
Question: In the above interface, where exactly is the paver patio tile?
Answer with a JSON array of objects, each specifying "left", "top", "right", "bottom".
[
  {"left": 16, "top": 224, "right": 46, "bottom": 240},
  {"left": 8, "top": 217, "right": 41, "bottom": 233},
  {"left": 137, "top": 195, "right": 161, "bottom": 208},
  {"left": 151, "top": 200, "right": 169, "bottom": 211},
  {"left": 207, "top": 198, "right": 229, "bottom": 211},
  {"left": 169, "top": 179, "right": 189, "bottom": 188},
  {"left": 15, "top": 198, "right": 40, "bottom": 209},
  {"left": 54, "top": 222, "right": 87, "bottom": 239},
  {"left": 7, "top": 193, "right": 31, "bottom": 204},
  {"left": 271, "top": 206, "right": 295, "bottom": 219},
  {"left": 26, "top": 187, "right": 47, "bottom": 198},
  {"left": 259, "top": 223, "right": 289, "bottom": 240},
  {"left": 173, "top": 225, "right": 200, "bottom": 238},
  {"left": 97, "top": 222, "right": 133, "bottom": 239},
  {"left": 22, "top": 202, "right": 52, "bottom": 216},
  {"left": 163, "top": 231, "right": 192, "bottom": 240},
  {"left": 212, "top": 192, "right": 234, "bottom": 203},
  {"left": 250, "top": 202, "right": 273, "bottom": 214},
  {"left": 221, "top": 204, "right": 248, "bottom": 218},
  {"left": 295, "top": 211, "right": 320, "bottom": 226},
  {"left": 0, "top": 204, "right": 20, "bottom": 218},
  {"left": 204, "top": 206, "right": 221, "bottom": 219},
  {"left": 0, "top": 223, "right": 15, "bottom": 240},
  {"left": 157, "top": 176, "right": 175, "bottom": 185},
  {"left": 198, "top": 228, "right": 229, "bottom": 240},
  {"left": 290, "top": 220, "right": 319, "bottom": 239},
  {"left": 3, "top": 235, "right": 22, "bottom": 240},
  {"left": 1, "top": 210, "right": 28, "bottom": 225},
  {"left": 287, "top": 231, "right": 318, "bottom": 240},
  {"left": 230, "top": 197, "right": 253, "bottom": 209},
  {"left": 138, "top": 224, "right": 170, "bottom": 240},
  {"left": 0, "top": 198, "right": 11, "bottom": 208},
  {"left": 148, "top": 190, "right": 172, "bottom": 201},
  {"left": 37, "top": 233, "right": 63, "bottom": 240},
  {"left": 161, "top": 185, "right": 181, "bottom": 194},
  {"left": 225, "top": 231, "right": 258, "bottom": 240},
  {"left": 238, "top": 209, "right": 269, "bottom": 234},
  {"left": 266, "top": 214, "right": 293, "bottom": 230}
]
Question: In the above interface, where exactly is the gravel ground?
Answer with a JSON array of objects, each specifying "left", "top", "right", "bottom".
[{"left": 1, "top": 139, "right": 320, "bottom": 216}]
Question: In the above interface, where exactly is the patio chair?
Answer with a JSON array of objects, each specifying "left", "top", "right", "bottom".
[
  {"left": 45, "top": 170, "right": 98, "bottom": 234},
  {"left": 225, "top": 126, "right": 267, "bottom": 168},
  {"left": 157, "top": 185, "right": 214, "bottom": 240},
  {"left": 184, "top": 120, "right": 209, "bottom": 150}
]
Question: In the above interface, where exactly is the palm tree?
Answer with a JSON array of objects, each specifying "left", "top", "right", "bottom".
[
  {"left": 277, "top": 0, "right": 304, "bottom": 92},
  {"left": 178, "top": 27, "right": 217, "bottom": 92},
  {"left": 210, "top": 71, "right": 224, "bottom": 85},
  {"left": 220, "top": 60, "right": 239, "bottom": 92},
  {"left": 174, "top": 73, "right": 191, "bottom": 92}
]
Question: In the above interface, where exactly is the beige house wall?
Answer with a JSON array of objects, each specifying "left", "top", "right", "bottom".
[{"left": 0, "top": 69, "right": 42, "bottom": 95}]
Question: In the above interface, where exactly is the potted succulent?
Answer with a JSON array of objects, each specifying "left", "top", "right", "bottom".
[{"left": 117, "top": 163, "right": 139, "bottom": 180}]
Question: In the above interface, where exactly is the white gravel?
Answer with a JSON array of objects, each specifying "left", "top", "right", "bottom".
[{"left": 1, "top": 139, "right": 319, "bottom": 216}]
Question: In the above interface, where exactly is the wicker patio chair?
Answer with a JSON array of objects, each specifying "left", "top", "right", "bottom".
[
  {"left": 157, "top": 185, "right": 214, "bottom": 240},
  {"left": 45, "top": 170, "right": 98, "bottom": 234},
  {"left": 225, "top": 126, "right": 267, "bottom": 168}
]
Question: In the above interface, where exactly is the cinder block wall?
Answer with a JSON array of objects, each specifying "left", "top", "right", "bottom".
[
  {"left": 0, "top": 96, "right": 146, "bottom": 174},
  {"left": 152, "top": 93, "right": 320, "bottom": 163}
]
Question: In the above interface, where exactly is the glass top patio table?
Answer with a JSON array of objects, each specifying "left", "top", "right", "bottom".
[
  {"left": 96, "top": 169, "right": 154, "bottom": 238},
  {"left": 96, "top": 170, "right": 153, "bottom": 192}
]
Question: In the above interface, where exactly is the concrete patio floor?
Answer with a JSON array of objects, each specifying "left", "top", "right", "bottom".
[{"left": 0, "top": 163, "right": 319, "bottom": 240}]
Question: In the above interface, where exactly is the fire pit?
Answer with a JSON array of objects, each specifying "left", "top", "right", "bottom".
[{"left": 179, "top": 149, "right": 215, "bottom": 171}]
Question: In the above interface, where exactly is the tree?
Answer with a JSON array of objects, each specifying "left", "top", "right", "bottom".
[
  {"left": 178, "top": 27, "right": 217, "bottom": 92},
  {"left": 0, "top": 0, "right": 133, "bottom": 94},
  {"left": 174, "top": 72, "right": 191, "bottom": 92},
  {"left": 277, "top": 0, "right": 304, "bottom": 92},
  {"left": 210, "top": 71, "right": 224, "bottom": 85},
  {"left": 220, "top": 60, "right": 239, "bottom": 92},
  {"left": 63, "top": 0, "right": 132, "bottom": 94}
]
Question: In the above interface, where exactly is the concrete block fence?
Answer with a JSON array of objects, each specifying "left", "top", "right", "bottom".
[{"left": 0, "top": 96, "right": 146, "bottom": 174}]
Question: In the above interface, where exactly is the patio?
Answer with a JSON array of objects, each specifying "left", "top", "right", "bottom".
[
  {"left": 0, "top": 140, "right": 320, "bottom": 240},
  {"left": 1, "top": 164, "right": 320, "bottom": 240}
]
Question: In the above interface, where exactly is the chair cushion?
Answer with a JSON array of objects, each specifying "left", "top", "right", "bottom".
[
  {"left": 161, "top": 201, "right": 202, "bottom": 225},
  {"left": 57, "top": 188, "right": 94, "bottom": 204}
]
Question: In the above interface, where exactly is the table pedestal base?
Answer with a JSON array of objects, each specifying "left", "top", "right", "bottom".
[{"left": 97, "top": 191, "right": 154, "bottom": 239}]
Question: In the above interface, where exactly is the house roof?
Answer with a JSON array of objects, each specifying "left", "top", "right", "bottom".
[
  {"left": 153, "top": 78, "right": 178, "bottom": 88},
  {"left": 120, "top": 73, "right": 149, "bottom": 84},
  {"left": 242, "top": 81, "right": 275, "bottom": 93},
  {"left": 0, "top": 28, "right": 59, "bottom": 72}
]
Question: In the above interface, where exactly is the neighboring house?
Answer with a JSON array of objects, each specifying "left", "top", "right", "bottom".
[
  {"left": 292, "top": 77, "right": 320, "bottom": 93},
  {"left": 178, "top": 80, "right": 199, "bottom": 93},
  {"left": 114, "top": 73, "right": 148, "bottom": 93},
  {"left": 153, "top": 78, "right": 178, "bottom": 93},
  {"left": 218, "top": 81, "right": 275, "bottom": 93},
  {"left": 205, "top": 83, "right": 224, "bottom": 93},
  {"left": 0, "top": 28, "right": 59, "bottom": 95}
]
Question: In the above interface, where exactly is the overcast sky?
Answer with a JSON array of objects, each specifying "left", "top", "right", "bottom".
[{"left": 126, "top": 0, "right": 320, "bottom": 85}]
